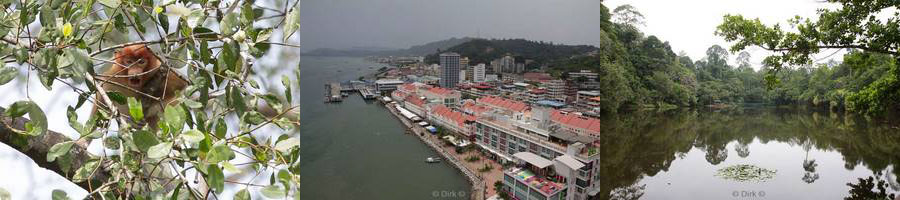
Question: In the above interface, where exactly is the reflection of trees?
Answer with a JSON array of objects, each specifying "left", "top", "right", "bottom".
[
  {"left": 609, "top": 183, "right": 645, "bottom": 200},
  {"left": 801, "top": 139, "right": 820, "bottom": 184},
  {"left": 589, "top": 107, "right": 900, "bottom": 200},
  {"left": 735, "top": 143, "right": 750, "bottom": 158},
  {"left": 704, "top": 145, "right": 728, "bottom": 165},
  {"left": 845, "top": 175, "right": 896, "bottom": 200}
]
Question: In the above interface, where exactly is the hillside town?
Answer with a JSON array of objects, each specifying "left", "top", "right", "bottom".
[{"left": 357, "top": 52, "right": 609, "bottom": 200}]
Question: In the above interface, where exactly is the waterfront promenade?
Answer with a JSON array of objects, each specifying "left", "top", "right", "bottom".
[{"left": 385, "top": 104, "right": 501, "bottom": 200}]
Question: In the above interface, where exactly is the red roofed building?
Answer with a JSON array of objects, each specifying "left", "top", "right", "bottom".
[
  {"left": 550, "top": 110, "right": 602, "bottom": 137},
  {"left": 477, "top": 96, "right": 529, "bottom": 113},
  {"left": 423, "top": 87, "right": 461, "bottom": 107},
  {"left": 461, "top": 101, "right": 490, "bottom": 116},
  {"left": 428, "top": 105, "right": 476, "bottom": 136},
  {"left": 403, "top": 94, "right": 427, "bottom": 116}
]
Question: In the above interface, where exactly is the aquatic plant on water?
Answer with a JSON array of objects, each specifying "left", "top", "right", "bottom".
[{"left": 715, "top": 164, "right": 777, "bottom": 182}]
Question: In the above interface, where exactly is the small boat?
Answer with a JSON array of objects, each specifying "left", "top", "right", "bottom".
[
  {"left": 426, "top": 157, "right": 442, "bottom": 163},
  {"left": 341, "top": 92, "right": 349, "bottom": 97}
]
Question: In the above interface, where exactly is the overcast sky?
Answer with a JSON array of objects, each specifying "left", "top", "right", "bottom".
[{"left": 299, "top": 0, "right": 843, "bottom": 67}]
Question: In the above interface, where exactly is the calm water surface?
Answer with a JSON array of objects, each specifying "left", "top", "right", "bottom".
[
  {"left": 299, "top": 56, "right": 469, "bottom": 200},
  {"left": 298, "top": 57, "right": 899, "bottom": 200}
]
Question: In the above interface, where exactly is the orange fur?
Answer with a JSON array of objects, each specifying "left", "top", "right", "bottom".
[{"left": 95, "top": 44, "right": 188, "bottom": 128}]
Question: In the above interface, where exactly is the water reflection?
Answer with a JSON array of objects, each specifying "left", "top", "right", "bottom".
[{"left": 591, "top": 107, "right": 900, "bottom": 200}]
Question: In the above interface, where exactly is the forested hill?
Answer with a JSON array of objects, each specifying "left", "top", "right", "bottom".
[
  {"left": 302, "top": 37, "right": 475, "bottom": 57},
  {"left": 548, "top": 2, "right": 899, "bottom": 116},
  {"left": 423, "top": 39, "right": 598, "bottom": 65}
]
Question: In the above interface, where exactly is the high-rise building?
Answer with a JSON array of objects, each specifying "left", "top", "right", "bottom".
[
  {"left": 515, "top": 63, "right": 525, "bottom": 74},
  {"left": 500, "top": 55, "right": 515, "bottom": 73},
  {"left": 473, "top": 64, "right": 486, "bottom": 82},
  {"left": 490, "top": 60, "right": 501, "bottom": 74},
  {"left": 439, "top": 52, "right": 461, "bottom": 88},
  {"left": 460, "top": 57, "right": 470, "bottom": 81}
]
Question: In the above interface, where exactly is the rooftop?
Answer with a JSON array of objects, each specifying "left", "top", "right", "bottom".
[
  {"left": 478, "top": 96, "right": 529, "bottom": 112},
  {"left": 506, "top": 167, "right": 565, "bottom": 196},
  {"left": 550, "top": 110, "right": 602, "bottom": 133}
]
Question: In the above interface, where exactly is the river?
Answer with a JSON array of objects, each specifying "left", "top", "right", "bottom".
[
  {"left": 299, "top": 56, "right": 470, "bottom": 200},
  {"left": 298, "top": 56, "right": 900, "bottom": 200}
]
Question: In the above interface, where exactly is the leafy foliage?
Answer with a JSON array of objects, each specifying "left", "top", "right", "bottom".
[
  {"left": 423, "top": 38, "right": 598, "bottom": 67},
  {"left": 0, "top": 0, "right": 302, "bottom": 198}
]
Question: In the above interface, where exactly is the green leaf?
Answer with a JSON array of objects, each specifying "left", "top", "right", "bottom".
[
  {"left": 183, "top": 99, "right": 202, "bottom": 109},
  {"left": 98, "top": 0, "right": 120, "bottom": 8},
  {"left": 214, "top": 118, "right": 227, "bottom": 138},
  {"left": 47, "top": 141, "right": 74, "bottom": 162},
  {"left": 72, "top": 160, "right": 99, "bottom": 183},
  {"left": 222, "top": 162, "right": 241, "bottom": 173},
  {"left": 207, "top": 165, "right": 224, "bottom": 193},
  {"left": 282, "top": 6, "right": 300, "bottom": 42},
  {"left": 234, "top": 189, "right": 250, "bottom": 200},
  {"left": 0, "top": 66, "right": 18, "bottom": 85},
  {"left": 51, "top": 189, "right": 69, "bottom": 200},
  {"left": 106, "top": 92, "right": 126, "bottom": 105},
  {"left": 192, "top": 27, "right": 218, "bottom": 40},
  {"left": 6, "top": 101, "right": 47, "bottom": 136},
  {"left": 206, "top": 144, "right": 234, "bottom": 163},
  {"left": 180, "top": 129, "right": 204, "bottom": 144},
  {"left": 66, "top": 107, "right": 85, "bottom": 136},
  {"left": 127, "top": 97, "right": 143, "bottom": 121},
  {"left": 274, "top": 138, "right": 299, "bottom": 153},
  {"left": 259, "top": 94, "right": 282, "bottom": 111},
  {"left": 148, "top": 142, "right": 173, "bottom": 159},
  {"left": 261, "top": 185, "right": 286, "bottom": 199},
  {"left": 164, "top": 105, "right": 185, "bottom": 133},
  {"left": 132, "top": 130, "right": 159, "bottom": 152},
  {"left": 282, "top": 75, "right": 292, "bottom": 104},
  {"left": 277, "top": 169, "right": 291, "bottom": 187},
  {"left": 220, "top": 13, "right": 239, "bottom": 36}
]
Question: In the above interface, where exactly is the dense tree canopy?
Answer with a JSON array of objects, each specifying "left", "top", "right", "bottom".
[
  {"left": 716, "top": 0, "right": 900, "bottom": 115},
  {"left": 0, "top": 0, "right": 302, "bottom": 198}
]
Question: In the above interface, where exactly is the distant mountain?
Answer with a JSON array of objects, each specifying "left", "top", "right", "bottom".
[
  {"left": 301, "top": 37, "right": 476, "bottom": 57},
  {"left": 423, "top": 38, "right": 598, "bottom": 66}
]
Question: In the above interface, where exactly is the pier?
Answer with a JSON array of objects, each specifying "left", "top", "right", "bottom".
[
  {"left": 385, "top": 104, "right": 486, "bottom": 200},
  {"left": 324, "top": 83, "right": 343, "bottom": 102}
]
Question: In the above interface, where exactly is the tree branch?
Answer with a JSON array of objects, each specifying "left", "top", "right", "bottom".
[{"left": 0, "top": 107, "right": 110, "bottom": 192}]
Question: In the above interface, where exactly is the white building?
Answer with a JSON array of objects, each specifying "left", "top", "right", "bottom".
[
  {"left": 375, "top": 79, "right": 405, "bottom": 92},
  {"left": 473, "top": 64, "right": 486, "bottom": 83}
]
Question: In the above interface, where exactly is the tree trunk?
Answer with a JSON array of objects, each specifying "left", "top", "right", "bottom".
[{"left": 0, "top": 107, "right": 108, "bottom": 192}]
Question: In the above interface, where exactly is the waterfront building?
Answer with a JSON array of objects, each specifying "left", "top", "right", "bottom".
[
  {"left": 474, "top": 106, "right": 603, "bottom": 200},
  {"left": 473, "top": 64, "right": 486, "bottom": 83},
  {"left": 423, "top": 87, "right": 461, "bottom": 107},
  {"left": 440, "top": 53, "right": 461, "bottom": 88},
  {"left": 428, "top": 104, "right": 475, "bottom": 137},
  {"left": 375, "top": 79, "right": 405, "bottom": 92},
  {"left": 403, "top": 94, "right": 427, "bottom": 116}
]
